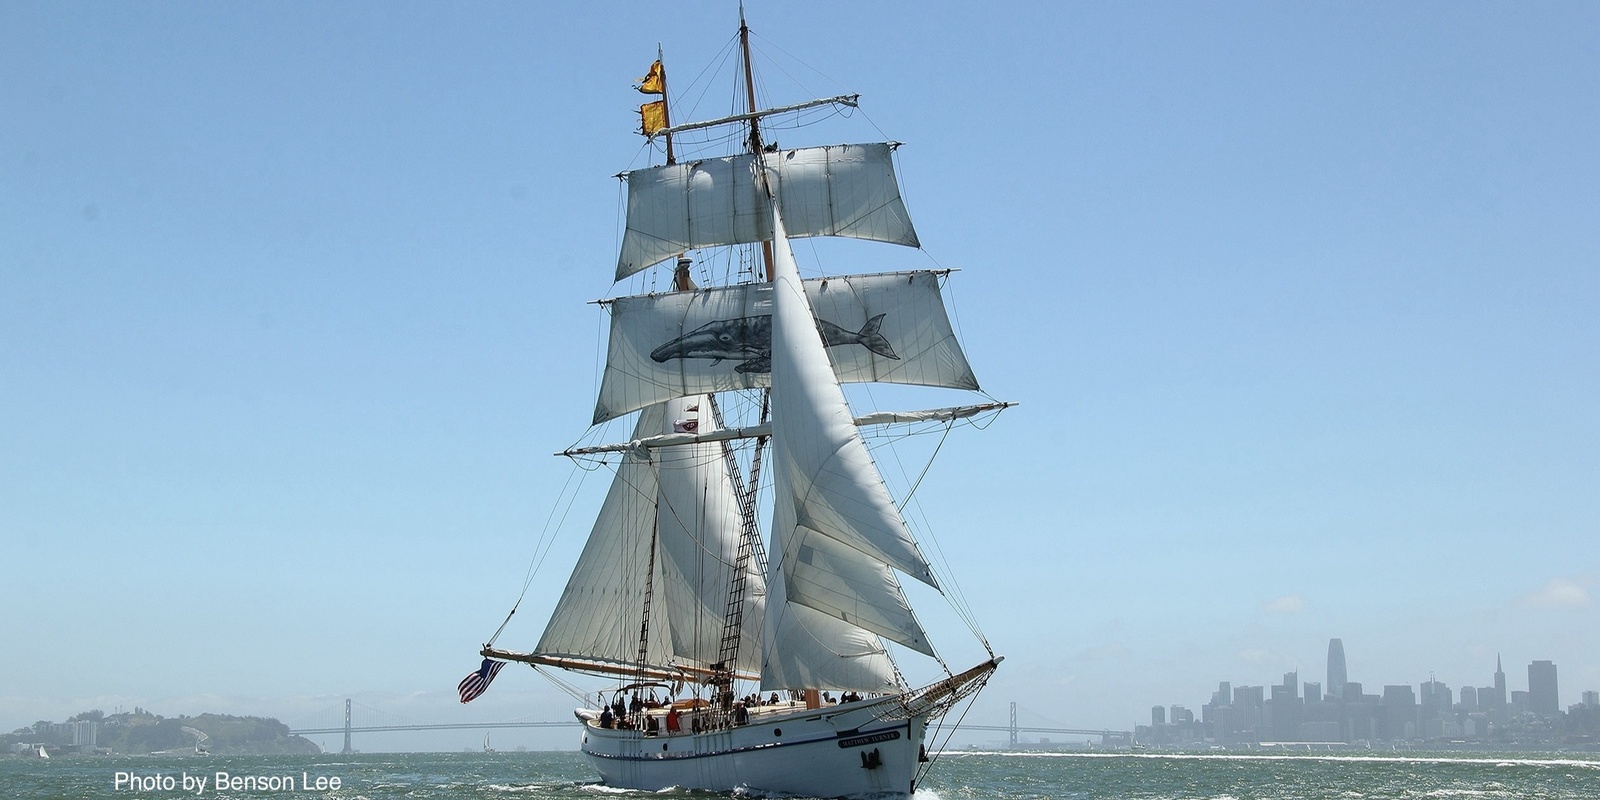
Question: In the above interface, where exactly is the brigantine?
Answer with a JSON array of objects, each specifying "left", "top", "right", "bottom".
[{"left": 466, "top": 14, "right": 1011, "bottom": 798}]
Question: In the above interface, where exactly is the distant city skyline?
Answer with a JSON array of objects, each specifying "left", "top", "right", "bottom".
[{"left": 1138, "top": 638, "right": 1597, "bottom": 746}]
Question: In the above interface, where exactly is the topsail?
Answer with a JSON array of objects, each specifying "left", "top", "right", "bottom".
[
  {"left": 615, "top": 143, "right": 920, "bottom": 280},
  {"left": 594, "top": 270, "right": 978, "bottom": 423}
]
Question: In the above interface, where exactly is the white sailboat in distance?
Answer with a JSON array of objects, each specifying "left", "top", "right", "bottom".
[{"left": 467, "top": 12, "right": 1013, "bottom": 797}]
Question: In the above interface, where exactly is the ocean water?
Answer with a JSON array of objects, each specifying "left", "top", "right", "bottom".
[{"left": 5, "top": 749, "right": 1598, "bottom": 800}]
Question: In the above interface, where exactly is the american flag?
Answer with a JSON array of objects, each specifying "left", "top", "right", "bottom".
[{"left": 457, "top": 658, "right": 506, "bottom": 704}]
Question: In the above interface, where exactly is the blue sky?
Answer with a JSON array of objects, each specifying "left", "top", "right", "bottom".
[{"left": 3, "top": 1, "right": 1595, "bottom": 750}]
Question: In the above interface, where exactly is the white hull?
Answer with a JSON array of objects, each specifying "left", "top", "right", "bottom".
[{"left": 579, "top": 698, "right": 927, "bottom": 797}]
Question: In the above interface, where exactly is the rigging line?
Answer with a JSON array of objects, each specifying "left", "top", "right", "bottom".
[
  {"left": 533, "top": 664, "right": 593, "bottom": 706},
  {"left": 918, "top": 679, "right": 989, "bottom": 784},
  {"left": 594, "top": 253, "right": 612, "bottom": 407},
  {"left": 841, "top": 88, "right": 896, "bottom": 147},
  {"left": 906, "top": 514, "right": 989, "bottom": 652},
  {"left": 884, "top": 418, "right": 991, "bottom": 648},
  {"left": 745, "top": 28, "right": 845, "bottom": 113},
  {"left": 843, "top": 385, "right": 981, "bottom": 640},
  {"left": 935, "top": 263, "right": 974, "bottom": 375},
  {"left": 964, "top": 405, "right": 1008, "bottom": 430},
  {"left": 673, "top": 33, "right": 743, "bottom": 134},
  {"left": 492, "top": 459, "right": 595, "bottom": 647},
  {"left": 892, "top": 418, "right": 950, "bottom": 512}
]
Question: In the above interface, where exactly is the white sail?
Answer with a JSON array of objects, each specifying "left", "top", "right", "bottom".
[
  {"left": 780, "top": 528, "right": 933, "bottom": 655},
  {"left": 653, "top": 395, "right": 765, "bottom": 671},
  {"left": 615, "top": 143, "right": 919, "bottom": 280},
  {"left": 760, "top": 523, "right": 902, "bottom": 693},
  {"left": 536, "top": 404, "right": 676, "bottom": 670},
  {"left": 593, "top": 271, "right": 977, "bottom": 423},
  {"left": 538, "top": 398, "right": 765, "bottom": 675},
  {"left": 761, "top": 184, "right": 938, "bottom": 690}
]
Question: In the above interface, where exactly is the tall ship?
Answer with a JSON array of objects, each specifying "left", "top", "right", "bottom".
[{"left": 468, "top": 13, "right": 1011, "bottom": 797}]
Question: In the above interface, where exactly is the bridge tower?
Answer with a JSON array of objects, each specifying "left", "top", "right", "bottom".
[
  {"left": 1009, "top": 701, "right": 1018, "bottom": 747},
  {"left": 342, "top": 699, "right": 353, "bottom": 754}
]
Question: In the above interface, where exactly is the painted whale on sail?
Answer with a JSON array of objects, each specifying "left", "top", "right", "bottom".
[{"left": 650, "top": 314, "right": 899, "bottom": 374}]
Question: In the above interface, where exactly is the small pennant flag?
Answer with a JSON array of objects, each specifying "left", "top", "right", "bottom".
[{"left": 458, "top": 658, "right": 505, "bottom": 704}]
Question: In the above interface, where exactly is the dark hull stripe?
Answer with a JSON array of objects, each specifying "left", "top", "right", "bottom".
[{"left": 581, "top": 722, "right": 912, "bottom": 763}]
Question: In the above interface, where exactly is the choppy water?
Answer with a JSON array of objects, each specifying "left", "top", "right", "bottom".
[{"left": 5, "top": 749, "right": 1599, "bottom": 800}]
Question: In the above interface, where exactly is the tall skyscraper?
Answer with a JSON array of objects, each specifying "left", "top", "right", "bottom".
[
  {"left": 1327, "top": 639, "right": 1348, "bottom": 699},
  {"left": 1213, "top": 681, "right": 1233, "bottom": 706},
  {"left": 1528, "top": 660, "right": 1559, "bottom": 715},
  {"left": 1494, "top": 654, "right": 1507, "bottom": 707},
  {"left": 1420, "top": 675, "right": 1451, "bottom": 711}
]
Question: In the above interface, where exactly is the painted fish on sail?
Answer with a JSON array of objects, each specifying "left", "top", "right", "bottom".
[{"left": 650, "top": 313, "right": 899, "bottom": 374}]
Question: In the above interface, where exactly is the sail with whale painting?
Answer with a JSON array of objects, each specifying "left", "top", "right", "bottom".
[{"left": 470, "top": 13, "right": 1010, "bottom": 797}]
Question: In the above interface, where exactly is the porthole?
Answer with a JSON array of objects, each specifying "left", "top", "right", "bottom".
[{"left": 773, "top": 728, "right": 782, "bottom": 737}]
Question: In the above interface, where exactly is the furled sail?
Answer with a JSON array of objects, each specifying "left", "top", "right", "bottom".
[
  {"left": 761, "top": 187, "right": 937, "bottom": 691},
  {"left": 564, "top": 402, "right": 1013, "bottom": 457},
  {"left": 615, "top": 143, "right": 920, "bottom": 280},
  {"left": 653, "top": 395, "right": 765, "bottom": 672},
  {"left": 593, "top": 270, "right": 977, "bottom": 423}
]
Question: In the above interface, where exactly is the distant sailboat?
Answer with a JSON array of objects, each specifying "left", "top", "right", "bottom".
[
  {"left": 182, "top": 725, "right": 210, "bottom": 755},
  {"left": 469, "top": 11, "right": 1010, "bottom": 798}
]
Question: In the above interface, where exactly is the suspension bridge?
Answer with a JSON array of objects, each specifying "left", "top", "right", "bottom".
[{"left": 287, "top": 700, "right": 1131, "bottom": 753}]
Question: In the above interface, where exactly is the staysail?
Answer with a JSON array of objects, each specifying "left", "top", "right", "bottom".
[
  {"left": 615, "top": 143, "right": 920, "bottom": 280},
  {"left": 594, "top": 270, "right": 977, "bottom": 423},
  {"left": 761, "top": 181, "right": 938, "bottom": 692}
]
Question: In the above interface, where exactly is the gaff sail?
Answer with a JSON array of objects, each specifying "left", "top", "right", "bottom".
[{"left": 535, "top": 396, "right": 764, "bottom": 676}]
